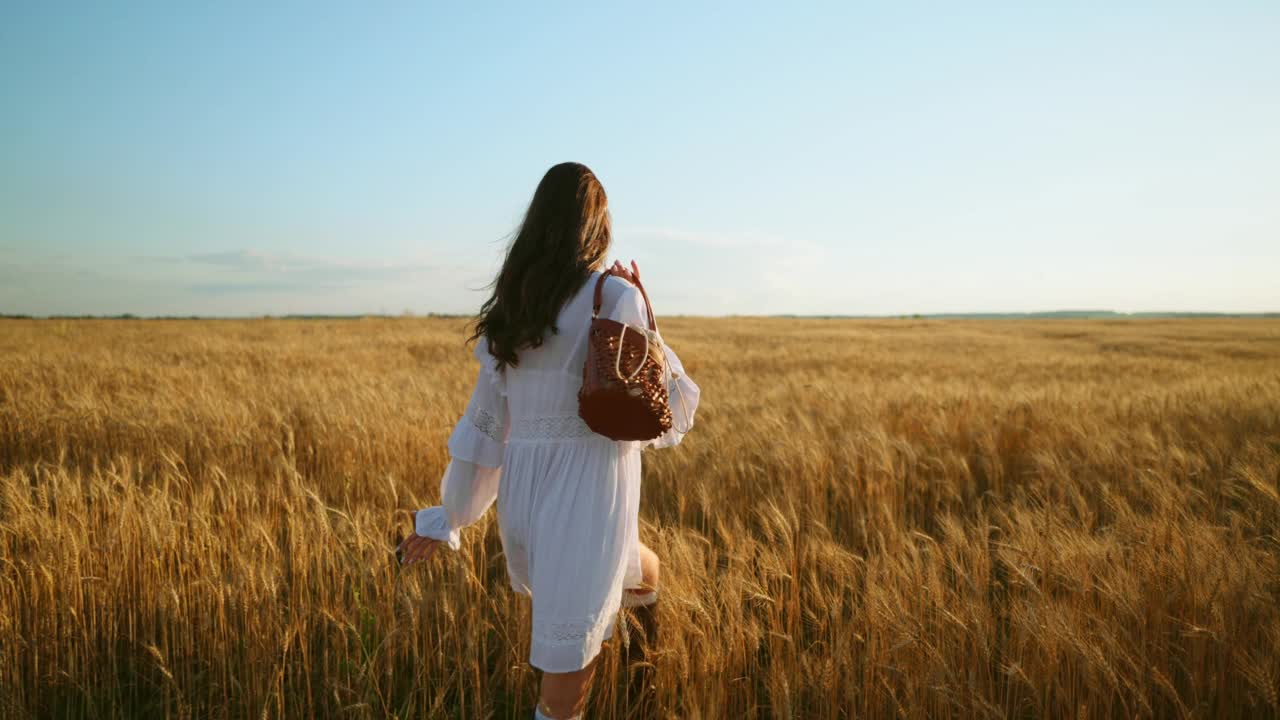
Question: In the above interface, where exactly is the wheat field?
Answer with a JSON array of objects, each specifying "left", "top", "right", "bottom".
[{"left": 1, "top": 317, "right": 1278, "bottom": 719}]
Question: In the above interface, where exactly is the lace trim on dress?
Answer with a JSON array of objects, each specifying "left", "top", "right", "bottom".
[
  {"left": 532, "top": 611, "right": 610, "bottom": 646},
  {"left": 509, "top": 414, "right": 596, "bottom": 442},
  {"left": 471, "top": 408, "right": 503, "bottom": 443}
]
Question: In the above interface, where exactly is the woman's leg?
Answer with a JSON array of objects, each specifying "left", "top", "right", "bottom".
[
  {"left": 626, "top": 541, "right": 661, "bottom": 599},
  {"left": 622, "top": 542, "right": 661, "bottom": 656},
  {"left": 537, "top": 544, "right": 660, "bottom": 718},
  {"left": 537, "top": 656, "right": 600, "bottom": 719},
  {"left": 623, "top": 543, "right": 660, "bottom": 636}
]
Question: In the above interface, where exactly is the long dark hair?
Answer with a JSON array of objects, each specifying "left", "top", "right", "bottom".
[{"left": 467, "top": 162, "right": 612, "bottom": 371}]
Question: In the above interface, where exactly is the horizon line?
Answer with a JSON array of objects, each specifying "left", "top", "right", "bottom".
[{"left": 3, "top": 310, "right": 1278, "bottom": 321}]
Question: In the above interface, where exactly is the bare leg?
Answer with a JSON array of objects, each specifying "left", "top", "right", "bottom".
[
  {"left": 628, "top": 542, "right": 661, "bottom": 596},
  {"left": 539, "top": 544, "right": 660, "bottom": 718},
  {"left": 622, "top": 542, "right": 661, "bottom": 645},
  {"left": 537, "top": 656, "right": 599, "bottom": 720}
]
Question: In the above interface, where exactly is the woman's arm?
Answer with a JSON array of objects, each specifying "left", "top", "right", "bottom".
[
  {"left": 404, "top": 338, "right": 509, "bottom": 559},
  {"left": 411, "top": 458, "right": 501, "bottom": 551}
]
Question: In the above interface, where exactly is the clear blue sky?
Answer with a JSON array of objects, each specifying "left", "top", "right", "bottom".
[{"left": 2, "top": 2, "right": 1277, "bottom": 316}]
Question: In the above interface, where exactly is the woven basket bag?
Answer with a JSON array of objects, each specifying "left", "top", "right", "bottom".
[{"left": 577, "top": 267, "right": 684, "bottom": 441}]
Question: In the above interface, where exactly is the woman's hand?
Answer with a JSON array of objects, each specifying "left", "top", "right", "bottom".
[
  {"left": 397, "top": 532, "right": 443, "bottom": 566},
  {"left": 610, "top": 259, "right": 641, "bottom": 285}
]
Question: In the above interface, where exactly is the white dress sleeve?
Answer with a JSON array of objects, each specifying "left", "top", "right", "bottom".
[
  {"left": 647, "top": 339, "right": 700, "bottom": 449},
  {"left": 413, "top": 336, "right": 509, "bottom": 550},
  {"left": 603, "top": 279, "right": 701, "bottom": 451}
]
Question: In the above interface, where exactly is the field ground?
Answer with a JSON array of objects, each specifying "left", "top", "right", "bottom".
[{"left": 1, "top": 317, "right": 1278, "bottom": 718}]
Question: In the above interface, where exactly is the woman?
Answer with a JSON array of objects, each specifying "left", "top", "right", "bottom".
[{"left": 397, "top": 162, "right": 700, "bottom": 720}]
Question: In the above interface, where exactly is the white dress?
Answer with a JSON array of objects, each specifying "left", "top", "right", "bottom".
[{"left": 413, "top": 270, "right": 701, "bottom": 673}]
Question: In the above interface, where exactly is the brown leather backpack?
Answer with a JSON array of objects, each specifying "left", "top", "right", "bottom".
[{"left": 577, "top": 267, "right": 674, "bottom": 441}]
